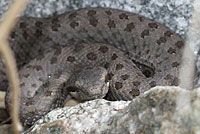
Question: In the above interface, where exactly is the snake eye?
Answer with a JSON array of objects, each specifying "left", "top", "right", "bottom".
[{"left": 143, "top": 69, "right": 154, "bottom": 78}]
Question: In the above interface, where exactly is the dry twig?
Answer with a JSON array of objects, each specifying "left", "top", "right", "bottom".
[{"left": 0, "top": 0, "right": 28, "bottom": 133}]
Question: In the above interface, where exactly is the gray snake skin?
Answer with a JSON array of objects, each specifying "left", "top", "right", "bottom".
[{"left": 1, "top": 7, "right": 193, "bottom": 126}]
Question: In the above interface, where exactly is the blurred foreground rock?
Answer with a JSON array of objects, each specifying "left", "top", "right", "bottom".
[{"left": 20, "top": 86, "right": 200, "bottom": 134}]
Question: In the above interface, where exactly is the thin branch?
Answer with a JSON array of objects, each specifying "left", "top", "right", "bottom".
[
  {"left": 0, "top": 91, "right": 6, "bottom": 109},
  {"left": 0, "top": 0, "right": 28, "bottom": 133}
]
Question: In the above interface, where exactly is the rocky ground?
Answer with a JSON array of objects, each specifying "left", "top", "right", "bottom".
[{"left": 24, "top": 86, "right": 200, "bottom": 134}]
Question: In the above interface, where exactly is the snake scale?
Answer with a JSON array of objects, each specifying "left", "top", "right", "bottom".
[{"left": 0, "top": 7, "right": 191, "bottom": 126}]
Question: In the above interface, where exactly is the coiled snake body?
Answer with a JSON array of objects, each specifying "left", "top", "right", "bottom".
[{"left": 1, "top": 8, "right": 189, "bottom": 126}]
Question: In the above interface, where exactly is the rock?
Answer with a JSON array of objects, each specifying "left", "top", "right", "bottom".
[
  {"left": 24, "top": 99, "right": 130, "bottom": 134},
  {"left": 24, "top": 86, "right": 200, "bottom": 134}
]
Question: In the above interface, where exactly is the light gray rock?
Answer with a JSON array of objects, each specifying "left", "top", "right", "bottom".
[
  {"left": 24, "top": 86, "right": 200, "bottom": 134},
  {"left": 106, "top": 86, "right": 200, "bottom": 134},
  {"left": 24, "top": 99, "right": 130, "bottom": 134}
]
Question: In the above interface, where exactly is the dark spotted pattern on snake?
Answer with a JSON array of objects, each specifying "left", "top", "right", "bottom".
[{"left": 1, "top": 8, "right": 193, "bottom": 126}]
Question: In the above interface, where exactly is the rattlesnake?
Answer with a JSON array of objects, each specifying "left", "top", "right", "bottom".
[{"left": 1, "top": 7, "right": 193, "bottom": 126}]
